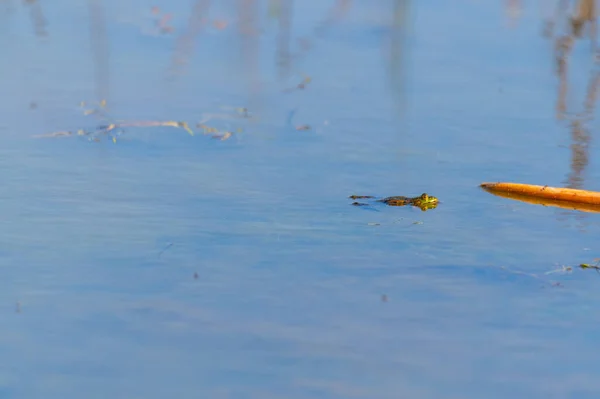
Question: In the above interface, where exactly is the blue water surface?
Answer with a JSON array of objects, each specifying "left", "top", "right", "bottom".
[{"left": 2, "top": 1, "right": 600, "bottom": 398}]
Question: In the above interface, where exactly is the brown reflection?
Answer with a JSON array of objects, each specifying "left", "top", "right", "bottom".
[
  {"left": 237, "top": 0, "right": 260, "bottom": 97},
  {"left": 265, "top": 0, "right": 354, "bottom": 92},
  {"left": 565, "top": 119, "right": 592, "bottom": 189},
  {"left": 546, "top": 0, "right": 599, "bottom": 191},
  {"left": 88, "top": 0, "right": 110, "bottom": 107},
  {"left": 505, "top": 0, "right": 522, "bottom": 26},
  {"left": 167, "top": 0, "right": 211, "bottom": 79},
  {"left": 572, "top": 0, "right": 597, "bottom": 43},
  {"left": 273, "top": 0, "right": 293, "bottom": 81},
  {"left": 290, "top": 0, "right": 352, "bottom": 63},
  {"left": 22, "top": 0, "right": 47, "bottom": 37},
  {"left": 542, "top": 0, "right": 569, "bottom": 38},
  {"left": 387, "top": 0, "right": 411, "bottom": 115}
]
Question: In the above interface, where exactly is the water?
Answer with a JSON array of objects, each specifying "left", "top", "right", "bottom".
[{"left": 2, "top": 1, "right": 600, "bottom": 398}]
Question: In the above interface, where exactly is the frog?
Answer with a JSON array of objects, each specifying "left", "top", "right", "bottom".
[{"left": 349, "top": 193, "right": 439, "bottom": 211}]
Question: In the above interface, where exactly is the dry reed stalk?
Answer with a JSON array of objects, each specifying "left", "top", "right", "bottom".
[{"left": 480, "top": 181, "right": 600, "bottom": 210}]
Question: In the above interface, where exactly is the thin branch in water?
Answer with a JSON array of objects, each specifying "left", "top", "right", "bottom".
[{"left": 158, "top": 243, "right": 173, "bottom": 258}]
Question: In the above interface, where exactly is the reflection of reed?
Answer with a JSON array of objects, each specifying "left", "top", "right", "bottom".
[
  {"left": 387, "top": 0, "right": 411, "bottom": 114},
  {"left": 23, "top": 0, "right": 47, "bottom": 37},
  {"left": 274, "top": 0, "right": 293, "bottom": 81},
  {"left": 548, "top": 0, "right": 599, "bottom": 191},
  {"left": 555, "top": 35, "right": 572, "bottom": 119},
  {"left": 584, "top": 66, "right": 600, "bottom": 114},
  {"left": 237, "top": 0, "right": 261, "bottom": 111},
  {"left": 167, "top": 0, "right": 211, "bottom": 79},
  {"left": 545, "top": 0, "right": 597, "bottom": 50},
  {"left": 542, "top": 0, "right": 569, "bottom": 38},
  {"left": 237, "top": 0, "right": 259, "bottom": 84},
  {"left": 571, "top": 0, "right": 596, "bottom": 42},
  {"left": 88, "top": 0, "right": 110, "bottom": 107},
  {"left": 566, "top": 120, "right": 591, "bottom": 189},
  {"left": 290, "top": 0, "right": 352, "bottom": 63},
  {"left": 505, "top": 0, "right": 521, "bottom": 26}
]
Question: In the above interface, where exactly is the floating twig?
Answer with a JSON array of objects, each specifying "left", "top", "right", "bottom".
[
  {"left": 481, "top": 181, "right": 600, "bottom": 212},
  {"left": 33, "top": 120, "right": 194, "bottom": 141},
  {"left": 108, "top": 120, "right": 194, "bottom": 136},
  {"left": 158, "top": 242, "right": 173, "bottom": 258},
  {"left": 283, "top": 74, "right": 312, "bottom": 93},
  {"left": 211, "top": 131, "right": 233, "bottom": 141},
  {"left": 32, "top": 131, "right": 74, "bottom": 138}
]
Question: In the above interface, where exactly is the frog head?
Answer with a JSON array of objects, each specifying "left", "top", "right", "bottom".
[
  {"left": 412, "top": 193, "right": 439, "bottom": 211},
  {"left": 416, "top": 193, "right": 438, "bottom": 205}
]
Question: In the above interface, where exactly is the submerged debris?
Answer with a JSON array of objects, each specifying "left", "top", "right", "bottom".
[
  {"left": 158, "top": 242, "right": 173, "bottom": 258},
  {"left": 34, "top": 101, "right": 254, "bottom": 143},
  {"left": 498, "top": 265, "right": 565, "bottom": 287},
  {"left": 197, "top": 124, "right": 234, "bottom": 141},
  {"left": 211, "top": 131, "right": 233, "bottom": 141},
  {"left": 149, "top": 6, "right": 174, "bottom": 35},
  {"left": 212, "top": 19, "right": 228, "bottom": 30},
  {"left": 496, "top": 258, "right": 600, "bottom": 287},
  {"left": 80, "top": 99, "right": 107, "bottom": 117},
  {"left": 33, "top": 131, "right": 73, "bottom": 138},
  {"left": 35, "top": 100, "right": 196, "bottom": 142},
  {"left": 579, "top": 259, "right": 600, "bottom": 273},
  {"left": 283, "top": 74, "right": 312, "bottom": 93},
  {"left": 109, "top": 120, "right": 194, "bottom": 136},
  {"left": 236, "top": 107, "right": 251, "bottom": 118}
]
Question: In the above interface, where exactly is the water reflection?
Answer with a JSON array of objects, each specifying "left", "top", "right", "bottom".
[
  {"left": 88, "top": 0, "right": 110, "bottom": 107},
  {"left": 237, "top": 0, "right": 261, "bottom": 98},
  {"left": 272, "top": 0, "right": 293, "bottom": 81},
  {"left": 290, "top": 0, "right": 352, "bottom": 64},
  {"left": 23, "top": 0, "right": 47, "bottom": 38},
  {"left": 6, "top": 2, "right": 600, "bottom": 398},
  {"left": 0, "top": 0, "right": 15, "bottom": 27},
  {"left": 544, "top": 0, "right": 599, "bottom": 192},
  {"left": 167, "top": 0, "right": 211, "bottom": 80},
  {"left": 504, "top": 0, "right": 522, "bottom": 27},
  {"left": 386, "top": 0, "right": 411, "bottom": 115}
]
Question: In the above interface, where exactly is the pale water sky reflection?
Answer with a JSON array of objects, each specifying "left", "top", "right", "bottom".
[{"left": 2, "top": 1, "right": 600, "bottom": 398}]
